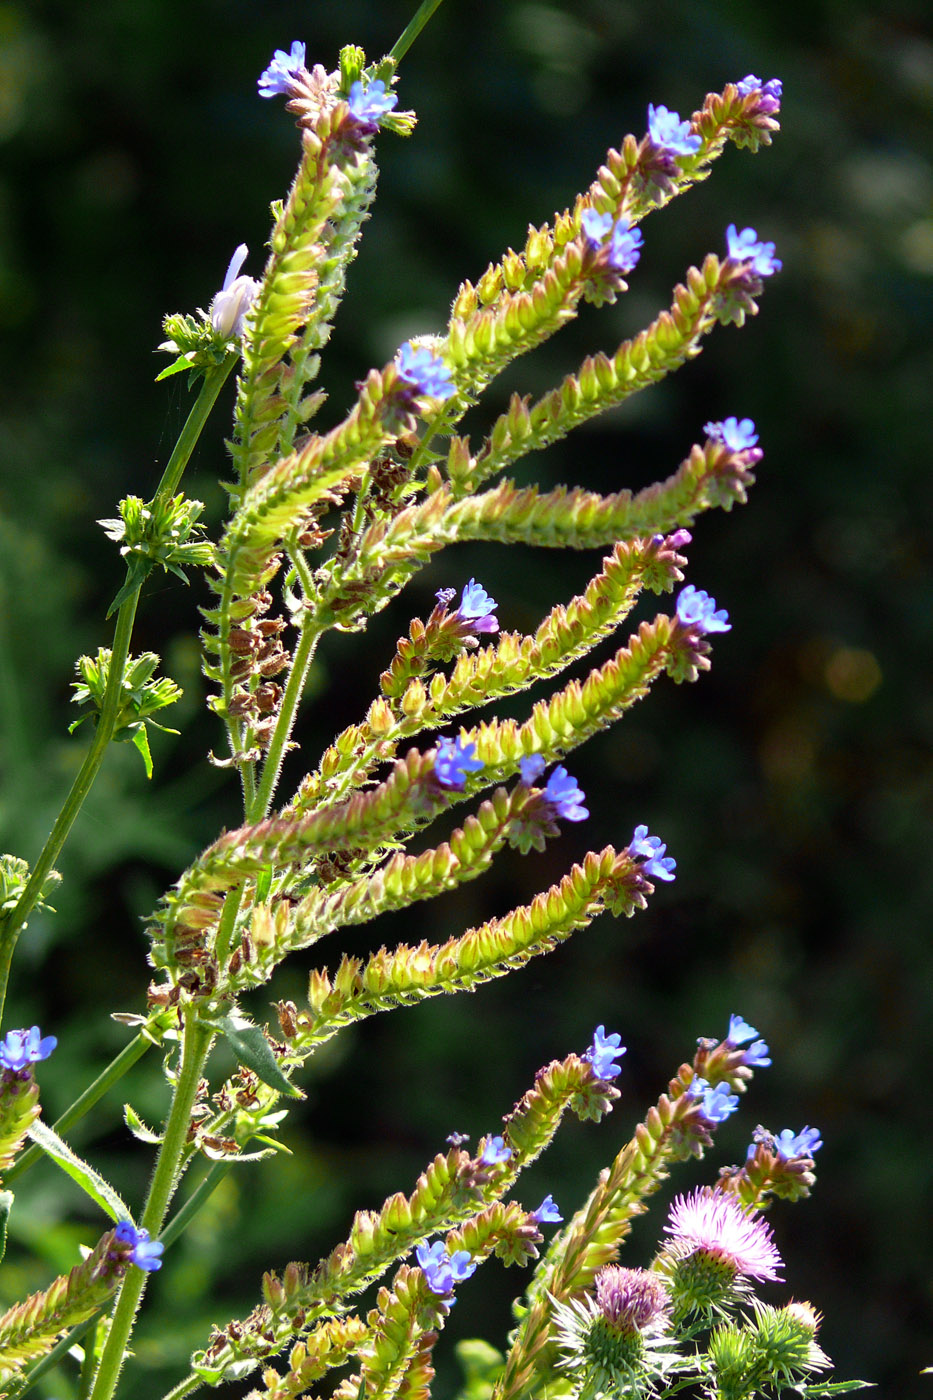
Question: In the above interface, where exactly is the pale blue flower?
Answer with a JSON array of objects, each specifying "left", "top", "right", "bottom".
[
  {"left": 629, "top": 825, "right": 676, "bottom": 881},
  {"left": 542, "top": 766, "right": 588, "bottom": 822},
  {"left": 580, "top": 209, "right": 642, "bottom": 274},
  {"left": 647, "top": 103, "right": 702, "bottom": 156},
  {"left": 519, "top": 754, "right": 546, "bottom": 784},
  {"left": 455, "top": 579, "right": 499, "bottom": 633},
  {"left": 704, "top": 416, "right": 759, "bottom": 451},
  {"left": 676, "top": 585, "right": 731, "bottom": 634},
  {"left": 416, "top": 1240, "right": 476, "bottom": 1296},
  {"left": 480, "top": 1134, "right": 512, "bottom": 1164},
  {"left": 584, "top": 1025, "right": 626, "bottom": 1080},
  {"left": 725, "top": 224, "right": 782, "bottom": 277},
  {"left": 258, "top": 41, "right": 306, "bottom": 98},
  {"left": 347, "top": 78, "right": 398, "bottom": 126},
  {"left": 775, "top": 1126, "right": 823, "bottom": 1159},
  {"left": 397, "top": 342, "right": 455, "bottom": 400},
  {"left": 532, "top": 1194, "right": 563, "bottom": 1223},
  {"left": 114, "top": 1221, "right": 164, "bottom": 1272},
  {"left": 0, "top": 1026, "right": 57, "bottom": 1071},
  {"left": 726, "top": 1014, "right": 759, "bottom": 1046},
  {"left": 434, "top": 736, "right": 483, "bottom": 790},
  {"left": 688, "top": 1075, "right": 739, "bottom": 1124}
]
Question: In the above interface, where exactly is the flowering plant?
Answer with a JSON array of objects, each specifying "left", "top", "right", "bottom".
[{"left": 0, "top": 9, "right": 869, "bottom": 1400}]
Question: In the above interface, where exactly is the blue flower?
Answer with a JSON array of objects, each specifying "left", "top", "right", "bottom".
[
  {"left": 0, "top": 1026, "right": 57, "bottom": 1072},
  {"left": 480, "top": 1135, "right": 512, "bottom": 1165},
  {"left": 675, "top": 585, "right": 731, "bottom": 634},
  {"left": 704, "top": 417, "right": 759, "bottom": 451},
  {"left": 210, "top": 244, "right": 260, "bottom": 340},
  {"left": 454, "top": 579, "right": 499, "bottom": 634},
  {"left": 114, "top": 1221, "right": 164, "bottom": 1272},
  {"left": 583, "top": 1025, "right": 626, "bottom": 1080},
  {"left": 629, "top": 825, "right": 677, "bottom": 882},
  {"left": 647, "top": 104, "right": 702, "bottom": 156},
  {"left": 397, "top": 342, "right": 455, "bottom": 400},
  {"left": 433, "top": 736, "right": 483, "bottom": 790},
  {"left": 724, "top": 1015, "right": 772, "bottom": 1069},
  {"left": 542, "top": 766, "right": 588, "bottom": 822},
  {"left": 258, "top": 41, "right": 306, "bottom": 99},
  {"left": 774, "top": 1126, "right": 823, "bottom": 1159},
  {"left": 580, "top": 209, "right": 643, "bottom": 274},
  {"left": 532, "top": 1194, "right": 563, "bottom": 1224},
  {"left": 416, "top": 1240, "right": 477, "bottom": 1296},
  {"left": 735, "top": 75, "right": 783, "bottom": 113},
  {"left": 347, "top": 78, "right": 398, "bottom": 126},
  {"left": 519, "top": 754, "right": 546, "bottom": 784},
  {"left": 688, "top": 1075, "right": 739, "bottom": 1124},
  {"left": 725, "top": 224, "right": 782, "bottom": 277}
]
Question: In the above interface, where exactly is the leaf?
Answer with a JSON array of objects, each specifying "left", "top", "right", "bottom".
[
  {"left": 156, "top": 353, "right": 195, "bottom": 382},
  {"left": 106, "top": 557, "right": 154, "bottom": 618},
  {"left": 124, "top": 1103, "right": 162, "bottom": 1145},
  {"left": 127, "top": 723, "right": 154, "bottom": 779},
  {"left": 202, "top": 1015, "right": 303, "bottom": 1099},
  {"left": 0, "top": 1191, "right": 12, "bottom": 1264},
  {"left": 27, "top": 1119, "right": 132, "bottom": 1223}
]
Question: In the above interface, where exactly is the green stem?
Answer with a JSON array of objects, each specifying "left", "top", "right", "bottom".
[
  {"left": 248, "top": 615, "right": 322, "bottom": 823},
  {"left": 160, "top": 1373, "right": 203, "bottom": 1400},
  {"left": 160, "top": 1160, "right": 232, "bottom": 1249},
  {"left": 89, "top": 1014, "right": 212, "bottom": 1400},
  {"left": 0, "top": 356, "right": 237, "bottom": 1029},
  {"left": 389, "top": 0, "right": 448, "bottom": 63},
  {"left": 5, "top": 1032, "right": 153, "bottom": 1185}
]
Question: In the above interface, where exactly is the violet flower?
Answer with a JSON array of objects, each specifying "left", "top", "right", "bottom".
[
  {"left": 647, "top": 103, "right": 701, "bottom": 156},
  {"left": 675, "top": 585, "right": 731, "bottom": 634},
  {"left": 704, "top": 416, "right": 759, "bottom": 451},
  {"left": 397, "top": 341, "right": 455, "bottom": 400},
  {"left": 583, "top": 1025, "right": 626, "bottom": 1080},
  {"left": 0, "top": 1026, "right": 57, "bottom": 1072},
  {"left": 433, "top": 736, "right": 483, "bottom": 790},
  {"left": 258, "top": 41, "right": 307, "bottom": 99},
  {"left": 725, "top": 224, "right": 782, "bottom": 277}
]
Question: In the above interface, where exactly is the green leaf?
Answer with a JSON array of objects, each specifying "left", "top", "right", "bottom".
[
  {"left": 254, "top": 866, "right": 273, "bottom": 903},
  {"left": 130, "top": 723, "right": 154, "bottom": 779},
  {"left": 106, "top": 557, "right": 154, "bottom": 618},
  {"left": 124, "top": 1103, "right": 162, "bottom": 1145},
  {"left": 0, "top": 1191, "right": 12, "bottom": 1264},
  {"left": 800, "top": 1384, "right": 875, "bottom": 1397},
  {"left": 156, "top": 353, "right": 196, "bottom": 382},
  {"left": 27, "top": 1119, "right": 132, "bottom": 1223},
  {"left": 202, "top": 1015, "right": 303, "bottom": 1099}
]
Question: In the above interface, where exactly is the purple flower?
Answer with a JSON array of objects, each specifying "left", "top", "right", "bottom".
[
  {"left": 725, "top": 224, "right": 782, "bottom": 277},
  {"left": 532, "top": 1194, "right": 563, "bottom": 1224},
  {"left": 210, "top": 244, "right": 261, "bottom": 340},
  {"left": 725, "top": 1014, "right": 759, "bottom": 1046},
  {"left": 735, "top": 75, "right": 783, "bottom": 113},
  {"left": 675, "top": 585, "right": 731, "bottom": 634},
  {"left": 704, "top": 416, "right": 759, "bottom": 451},
  {"left": 258, "top": 41, "right": 307, "bottom": 99},
  {"left": 596, "top": 1265, "right": 671, "bottom": 1334},
  {"left": 629, "top": 825, "right": 677, "bottom": 882},
  {"left": 542, "top": 766, "right": 588, "bottom": 822},
  {"left": 647, "top": 103, "right": 702, "bottom": 156},
  {"left": 480, "top": 1134, "right": 512, "bottom": 1165},
  {"left": 453, "top": 579, "right": 499, "bottom": 634},
  {"left": 687, "top": 1075, "right": 739, "bottom": 1124},
  {"left": 774, "top": 1126, "right": 823, "bottom": 1159},
  {"left": 433, "top": 736, "right": 483, "bottom": 790},
  {"left": 519, "top": 754, "right": 546, "bottom": 784},
  {"left": 0, "top": 1026, "right": 57, "bottom": 1072},
  {"left": 347, "top": 78, "right": 398, "bottom": 126},
  {"left": 583, "top": 1025, "right": 626, "bottom": 1080},
  {"left": 416, "top": 1240, "right": 477, "bottom": 1296},
  {"left": 664, "top": 1187, "right": 783, "bottom": 1282},
  {"left": 114, "top": 1221, "right": 164, "bottom": 1272},
  {"left": 397, "top": 341, "right": 455, "bottom": 400},
  {"left": 580, "top": 208, "right": 643, "bottom": 275}
]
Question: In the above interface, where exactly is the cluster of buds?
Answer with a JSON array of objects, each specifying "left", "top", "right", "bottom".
[{"left": 224, "top": 595, "right": 291, "bottom": 751}]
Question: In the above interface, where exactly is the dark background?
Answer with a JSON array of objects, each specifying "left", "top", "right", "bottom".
[{"left": 1, "top": 1, "right": 931, "bottom": 1395}]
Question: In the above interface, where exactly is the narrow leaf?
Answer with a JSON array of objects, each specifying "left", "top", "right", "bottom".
[
  {"left": 124, "top": 1103, "right": 162, "bottom": 1145},
  {"left": 202, "top": 1016, "right": 303, "bottom": 1099},
  {"left": 27, "top": 1120, "right": 132, "bottom": 1223}
]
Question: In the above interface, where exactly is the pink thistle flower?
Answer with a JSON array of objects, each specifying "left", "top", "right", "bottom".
[{"left": 664, "top": 1187, "right": 783, "bottom": 1282}]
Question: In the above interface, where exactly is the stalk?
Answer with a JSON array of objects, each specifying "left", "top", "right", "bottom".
[
  {"left": 88, "top": 1014, "right": 212, "bottom": 1400},
  {"left": 0, "top": 355, "right": 237, "bottom": 1028}
]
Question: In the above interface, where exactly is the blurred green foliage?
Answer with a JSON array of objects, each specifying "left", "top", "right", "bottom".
[{"left": 0, "top": 0, "right": 931, "bottom": 1396}]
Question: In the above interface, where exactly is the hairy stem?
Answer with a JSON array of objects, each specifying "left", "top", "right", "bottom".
[
  {"left": 0, "top": 356, "right": 237, "bottom": 1029},
  {"left": 89, "top": 1014, "right": 212, "bottom": 1400}
]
